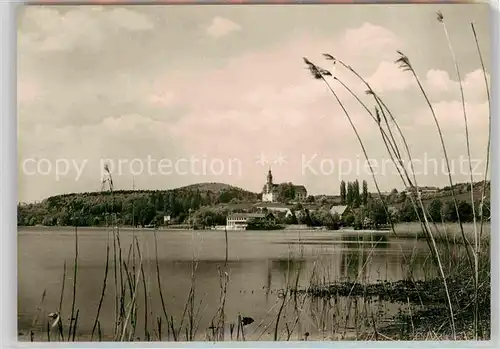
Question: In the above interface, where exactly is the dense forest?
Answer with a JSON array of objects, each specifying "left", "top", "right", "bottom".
[{"left": 18, "top": 183, "right": 259, "bottom": 227}]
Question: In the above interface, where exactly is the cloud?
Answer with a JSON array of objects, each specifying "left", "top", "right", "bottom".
[
  {"left": 148, "top": 91, "right": 176, "bottom": 107},
  {"left": 366, "top": 61, "right": 416, "bottom": 93},
  {"left": 338, "top": 22, "right": 401, "bottom": 62},
  {"left": 17, "top": 23, "right": 400, "bottom": 201},
  {"left": 17, "top": 12, "right": 491, "bottom": 202},
  {"left": 107, "top": 7, "right": 154, "bottom": 31},
  {"left": 426, "top": 69, "right": 453, "bottom": 92},
  {"left": 18, "top": 6, "right": 153, "bottom": 53},
  {"left": 205, "top": 16, "right": 241, "bottom": 38},
  {"left": 153, "top": 26, "right": 408, "bottom": 191},
  {"left": 414, "top": 100, "right": 489, "bottom": 129},
  {"left": 424, "top": 68, "right": 490, "bottom": 103}
]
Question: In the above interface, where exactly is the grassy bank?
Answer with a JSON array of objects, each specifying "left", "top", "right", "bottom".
[
  {"left": 394, "top": 222, "right": 490, "bottom": 243},
  {"left": 290, "top": 249, "right": 490, "bottom": 339}
]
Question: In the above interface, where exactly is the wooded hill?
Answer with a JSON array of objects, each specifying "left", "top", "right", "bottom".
[{"left": 18, "top": 182, "right": 260, "bottom": 227}]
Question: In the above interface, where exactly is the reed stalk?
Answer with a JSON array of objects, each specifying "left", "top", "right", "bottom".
[
  {"left": 397, "top": 51, "right": 475, "bottom": 274},
  {"left": 326, "top": 57, "right": 434, "bottom": 246},
  {"left": 306, "top": 57, "right": 438, "bottom": 334},
  {"left": 90, "top": 232, "right": 110, "bottom": 340},
  {"left": 471, "top": 20, "right": 491, "bottom": 340},
  {"left": 134, "top": 236, "right": 150, "bottom": 340},
  {"left": 68, "top": 225, "right": 78, "bottom": 340},
  {"left": 333, "top": 77, "right": 402, "bottom": 175},
  {"left": 97, "top": 321, "right": 102, "bottom": 341},
  {"left": 72, "top": 309, "right": 79, "bottom": 341},
  {"left": 102, "top": 166, "right": 119, "bottom": 337},
  {"left": 303, "top": 58, "right": 396, "bottom": 238},
  {"left": 333, "top": 72, "right": 436, "bottom": 264},
  {"left": 115, "top": 229, "right": 126, "bottom": 321},
  {"left": 119, "top": 248, "right": 143, "bottom": 341},
  {"left": 273, "top": 257, "right": 291, "bottom": 341},
  {"left": 318, "top": 51, "right": 460, "bottom": 337},
  {"left": 112, "top": 226, "right": 119, "bottom": 336},
  {"left": 153, "top": 229, "right": 175, "bottom": 340},
  {"left": 396, "top": 50, "right": 464, "bottom": 337},
  {"left": 438, "top": 11, "right": 479, "bottom": 338},
  {"left": 57, "top": 261, "right": 66, "bottom": 341},
  {"left": 471, "top": 22, "right": 491, "bottom": 247},
  {"left": 30, "top": 289, "right": 47, "bottom": 339},
  {"left": 322, "top": 60, "right": 436, "bottom": 306},
  {"left": 209, "top": 227, "right": 230, "bottom": 341},
  {"left": 224, "top": 226, "right": 228, "bottom": 268},
  {"left": 330, "top": 59, "right": 436, "bottom": 260},
  {"left": 328, "top": 57, "right": 422, "bottom": 202},
  {"left": 157, "top": 316, "right": 162, "bottom": 341},
  {"left": 325, "top": 56, "right": 409, "bottom": 178},
  {"left": 176, "top": 232, "right": 199, "bottom": 340}
]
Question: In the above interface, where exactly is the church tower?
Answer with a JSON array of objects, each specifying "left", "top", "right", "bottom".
[
  {"left": 262, "top": 168, "right": 275, "bottom": 202},
  {"left": 267, "top": 168, "right": 273, "bottom": 188}
]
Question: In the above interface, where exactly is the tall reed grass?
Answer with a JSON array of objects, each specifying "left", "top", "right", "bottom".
[{"left": 301, "top": 9, "right": 490, "bottom": 340}]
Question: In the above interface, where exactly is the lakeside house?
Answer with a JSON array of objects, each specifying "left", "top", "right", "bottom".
[
  {"left": 253, "top": 202, "right": 294, "bottom": 217},
  {"left": 226, "top": 213, "right": 266, "bottom": 230},
  {"left": 405, "top": 186, "right": 439, "bottom": 198},
  {"left": 330, "top": 205, "right": 349, "bottom": 218}
]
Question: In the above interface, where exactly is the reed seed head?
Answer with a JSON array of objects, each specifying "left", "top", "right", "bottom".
[
  {"left": 395, "top": 51, "right": 412, "bottom": 72},
  {"left": 437, "top": 11, "right": 444, "bottom": 23},
  {"left": 322, "top": 53, "right": 336, "bottom": 62},
  {"left": 303, "top": 57, "right": 331, "bottom": 80}
]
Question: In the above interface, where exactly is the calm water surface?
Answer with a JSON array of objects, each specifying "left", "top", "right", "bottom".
[{"left": 18, "top": 227, "right": 443, "bottom": 341}]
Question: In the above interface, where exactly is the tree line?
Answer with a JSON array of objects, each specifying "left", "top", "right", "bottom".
[
  {"left": 397, "top": 197, "right": 490, "bottom": 223},
  {"left": 18, "top": 186, "right": 259, "bottom": 227},
  {"left": 340, "top": 180, "right": 368, "bottom": 207},
  {"left": 18, "top": 184, "right": 489, "bottom": 229}
]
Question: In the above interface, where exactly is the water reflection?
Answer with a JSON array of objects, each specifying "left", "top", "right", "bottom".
[{"left": 18, "top": 228, "right": 455, "bottom": 341}]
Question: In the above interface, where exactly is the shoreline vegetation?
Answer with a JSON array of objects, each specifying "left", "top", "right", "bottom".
[
  {"left": 19, "top": 10, "right": 491, "bottom": 342},
  {"left": 17, "top": 180, "right": 490, "bottom": 230}
]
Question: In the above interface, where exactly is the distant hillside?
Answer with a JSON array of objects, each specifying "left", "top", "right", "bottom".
[
  {"left": 18, "top": 182, "right": 260, "bottom": 227},
  {"left": 178, "top": 182, "right": 254, "bottom": 194},
  {"left": 391, "top": 181, "right": 490, "bottom": 209}
]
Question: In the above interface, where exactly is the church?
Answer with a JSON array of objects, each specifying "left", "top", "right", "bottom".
[{"left": 261, "top": 169, "right": 307, "bottom": 203}]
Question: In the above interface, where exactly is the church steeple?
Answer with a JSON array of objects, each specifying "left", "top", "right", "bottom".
[
  {"left": 262, "top": 167, "right": 276, "bottom": 202},
  {"left": 267, "top": 167, "right": 273, "bottom": 186}
]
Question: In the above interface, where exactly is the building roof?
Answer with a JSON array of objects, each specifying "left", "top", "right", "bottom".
[
  {"left": 254, "top": 202, "right": 293, "bottom": 209},
  {"left": 293, "top": 185, "right": 307, "bottom": 193},
  {"left": 330, "top": 205, "right": 348, "bottom": 216},
  {"left": 406, "top": 186, "right": 439, "bottom": 191},
  {"left": 227, "top": 213, "right": 266, "bottom": 219}
]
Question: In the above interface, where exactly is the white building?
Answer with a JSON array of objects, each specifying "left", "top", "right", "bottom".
[
  {"left": 226, "top": 213, "right": 266, "bottom": 231},
  {"left": 261, "top": 169, "right": 307, "bottom": 203},
  {"left": 253, "top": 202, "right": 293, "bottom": 217}
]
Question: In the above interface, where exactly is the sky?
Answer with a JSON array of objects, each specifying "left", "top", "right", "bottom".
[{"left": 17, "top": 4, "right": 492, "bottom": 203}]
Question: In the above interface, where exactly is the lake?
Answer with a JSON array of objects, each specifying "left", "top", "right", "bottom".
[{"left": 18, "top": 226, "right": 465, "bottom": 341}]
